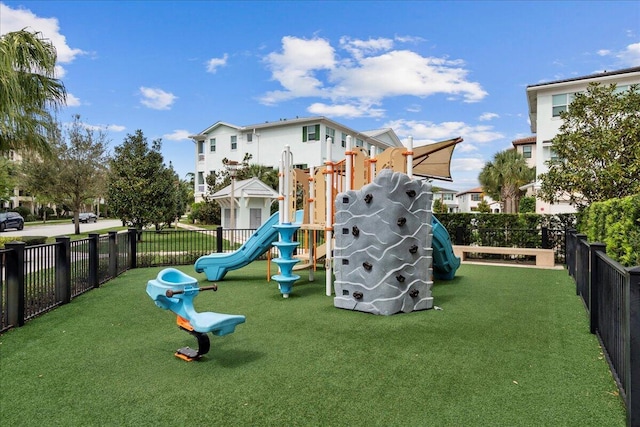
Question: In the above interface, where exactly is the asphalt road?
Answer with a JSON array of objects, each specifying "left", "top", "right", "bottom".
[{"left": 1, "top": 219, "right": 124, "bottom": 238}]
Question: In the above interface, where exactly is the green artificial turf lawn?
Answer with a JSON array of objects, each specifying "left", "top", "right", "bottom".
[{"left": 0, "top": 262, "right": 626, "bottom": 426}]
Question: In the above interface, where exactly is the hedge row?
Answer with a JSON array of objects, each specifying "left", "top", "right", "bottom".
[
  {"left": 0, "top": 236, "right": 48, "bottom": 248},
  {"left": 581, "top": 194, "right": 640, "bottom": 267}
]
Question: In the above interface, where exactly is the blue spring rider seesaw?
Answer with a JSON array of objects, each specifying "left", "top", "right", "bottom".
[{"left": 146, "top": 268, "right": 246, "bottom": 361}]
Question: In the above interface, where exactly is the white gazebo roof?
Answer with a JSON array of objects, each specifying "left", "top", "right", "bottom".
[{"left": 210, "top": 177, "right": 279, "bottom": 208}]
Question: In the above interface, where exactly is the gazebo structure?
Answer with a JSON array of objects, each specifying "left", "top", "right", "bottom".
[{"left": 210, "top": 177, "right": 279, "bottom": 229}]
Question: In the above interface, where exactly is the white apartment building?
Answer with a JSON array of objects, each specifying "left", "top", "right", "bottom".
[
  {"left": 526, "top": 66, "right": 640, "bottom": 214},
  {"left": 190, "top": 116, "right": 402, "bottom": 201},
  {"left": 432, "top": 187, "right": 459, "bottom": 213},
  {"left": 456, "top": 187, "right": 501, "bottom": 213}
]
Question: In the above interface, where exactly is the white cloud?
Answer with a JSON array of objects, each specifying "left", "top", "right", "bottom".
[
  {"left": 79, "top": 122, "right": 125, "bottom": 132},
  {"left": 163, "top": 129, "right": 191, "bottom": 141},
  {"left": 478, "top": 112, "right": 499, "bottom": 121},
  {"left": 206, "top": 54, "right": 228, "bottom": 73},
  {"left": 65, "top": 93, "right": 81, "bottom": 107},
  {"left": 260, "top": 35, "right": 487, "bottom": 115},
  {"left": 597, "top": 49, "right": 611, "bottom": 56},
  {"left": 0, "top": 3, "right": 85, "bottom": 76},
  {"left": 617, "top": 42, "right": 640, "bottom": 67},
  {"left": 139, "top": 87, "right": 177, "bottom": 110},
  {"left": 384, "top": 119, "right": 503, "bottom": 145},
  {"left": 307, "top": 102, "right": 385, "bottom": 118},
  {"left": 451, "top": 157, "right": 486, "bottom": 172}
]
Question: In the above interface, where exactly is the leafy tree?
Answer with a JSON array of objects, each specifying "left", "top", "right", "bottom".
[
  {"left": 476, "top": 199, "right": 491, "bottom": 213},
  {"left": 0, "top": 30, "right": 66, "bottom": 155},
  {"left": 539, "top": 83, "right": 640, "bottom": 209},
  {"left": 20, "top": 115, "right": 109, "bottom": 233},
  {"left": 432, "top": 198, "right": 448, "bottom": 214},
  {"left": 518, "top": 196, "right": 536, "bottom": 213},
  {"left": 479, "top": 149, "right": 535, "bottom": 213},
  {"left": 108, "top": 130, "right": 185, "bottom": 234},
  {"left": 0, "top": 156, "right": 17, "bottom": 205}
]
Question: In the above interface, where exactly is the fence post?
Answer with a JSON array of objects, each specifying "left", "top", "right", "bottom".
[
  {"left": 5, "top": 241, "right": 25, "bottom": 327},
  {"left": 566, "top": 228, "right": 576, "bottom": 275},
  {"left": 88, "top": 233, "right": 99, "bottom": 288},
  {"left": 588, "top": 242, "right": 606, "bottom": 334},
  {"left": 576, "top": 234, "right": 588, "bottom": 296},
  {"left": 541, "top": 227, "right": 550, "bottom": 249},
  {"left": 455, "top": 226, "right": 465, "bottom": 245},
  {"left": 108, "top": 231, "right": 117, "bottom": 278},
  {"left": 55, "top": 237, "right": 71, "bottom": 304},
  {"left": 216, "top": 226, "right": 223, "bottom": 253},
  {"left": 628, "top": 266, "right": 640, "bottom": 427},
  {"left": 128, "top": 228, "right": 138, "bottom": 269}
]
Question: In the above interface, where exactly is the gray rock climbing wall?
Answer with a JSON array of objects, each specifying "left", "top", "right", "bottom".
[{"left": 333, "top": 169, "right": 434, "bottom": 315}]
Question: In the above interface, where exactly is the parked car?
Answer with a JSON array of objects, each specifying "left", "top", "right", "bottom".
[
  {"left": 0, "top": 212, "right": 25, "bottom": 231},
  {"left": 73, "top": 213, "right": 98, "bottom": 223}
]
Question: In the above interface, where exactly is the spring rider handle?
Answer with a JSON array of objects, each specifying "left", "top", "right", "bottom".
[{"left": 166, "top": 284, "right": 218, "bottom": 297}]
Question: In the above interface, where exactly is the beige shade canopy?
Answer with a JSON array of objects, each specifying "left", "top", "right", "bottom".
[{"left": 411, "top": 137, "right": 463, "bottom": 181}]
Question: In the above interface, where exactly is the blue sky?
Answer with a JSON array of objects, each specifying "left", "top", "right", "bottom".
[{"left": 2, "top": 1, "right": 639, "bottom": 190}]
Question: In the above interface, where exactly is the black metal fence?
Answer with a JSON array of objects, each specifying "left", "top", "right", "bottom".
[
  {"left": 453, "top": 226, "right": 566, "bottom": 263},
  {"left": 566, "top": 229, "right": 639, "bottom": 427},
  {"left": 0, "top": 226, "right": 325, "bottom": 332}
]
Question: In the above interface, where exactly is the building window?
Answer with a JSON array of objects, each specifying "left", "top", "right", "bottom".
[
  {"left": 471, "top": 194, "right": 481, "bottom": 202},
  {"left": 341, "top": 133, "right": 347, "bottom": 148},
  {"left": 552, "top": 93, "right": 575, "bottom": 117},
  {"left": 443, "top": 193, "right": 454, "bottom": 201},
  {"left": 230, "top": 135, "right": 237, "bottom": 150},
  {"left": 198, "top": 140, "right": 205, "bottom": 162},
  {"left": 293, "top": 163, "right": 308, "bottom": 170},
  {"left": 522, "top": 145, "right": 532, "bottom": 158},
  {"left": 209, "top": 138, "right": 216, "bottom": 152},
  {"left": 355, "top": 138, "right": 364, "bottom": 147},
  {"left": 302, "top": 124, "right": 320, "bottom": 142},
  {"left": 246, "top": 133, "right": 253, "bottom": 143},
  {"left": 326, "top": 127, "right": 335, "bottom": 143},
  {"left": 197, "top": 172, "right": 205, "bottom": 193}
]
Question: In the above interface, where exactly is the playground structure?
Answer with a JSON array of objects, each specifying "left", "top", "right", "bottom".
[
  {"left": 194, "top": 135, "right": 461, "bottom": 304},
  {"left": 274, "top": 135, "right": 461, "bottom": 305},
  {"left": 146, "top": 268, "right": 245, "bottom": 361}
]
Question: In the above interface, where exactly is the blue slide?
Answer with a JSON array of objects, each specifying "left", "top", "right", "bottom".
[
  {"left": 431, "top": 216, "right": 461, "bottom": 280},
  {"left": 195, "top": 211, "right": 303, "bottom": 281}
]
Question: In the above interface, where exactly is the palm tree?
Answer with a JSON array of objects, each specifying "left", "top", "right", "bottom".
[
  {"left": 0, "top": 29, "right": 67, "bottom": 155},
  {"left": 479, "top": 149, "right": 535, "bottom": 213}
]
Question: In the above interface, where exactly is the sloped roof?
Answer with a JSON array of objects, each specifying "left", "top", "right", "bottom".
[
  {"left": 210, "top": 177, "right": 278, "bottom": 199},
  {"left": 512, "top": 136, "right": 536, "bottom": 146},
  {"left": 456, "top": 187, "right": 484, "bottom": 196}
]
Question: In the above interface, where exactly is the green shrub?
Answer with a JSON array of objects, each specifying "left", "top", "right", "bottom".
[
  {"left": 0, "top": 236, "right": 48, "bottom": 248},
  {"left": 581, "top": 195, "right": 640, "bottom": 267},
  {"left": 11, "top": 206, "right": 31, "bottom": 218}
]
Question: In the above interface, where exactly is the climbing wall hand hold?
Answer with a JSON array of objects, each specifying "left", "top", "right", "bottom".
[
  {"left": 397, "top": 217, "right": 406, "bottom": 226},
  {"left": 396, "top": 275, "right": 405, "bottom": 282},
  {"left": 364, "top": 193, "right": 373, "bottom": 203},
  {"left": 352, "top": 226, "right": 360, "bottom": 237},
  {"left": 409, "top": 289, "right": 419, "bottom": 298},
  {"left": 409, "top": 245, "right": 419, "bottom": 254},
  {"left": 362, "top": 262, "right": 372, "bottom": 271},
  {"left": 406, "top": 189, "right": 416, "bottom": 197},
  {"left": 353, "top": 291, "right": 364, "bottom": 300}
]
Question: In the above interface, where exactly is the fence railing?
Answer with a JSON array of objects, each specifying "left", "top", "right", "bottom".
[
  {"left": 453, "top": 226, "right": 566, "bottom": 263},
  {"left": 0, "top": 226, "right": 322, "bottom": 332},
  {"left": 565, "top": 229, "right": 639, "bottom": 427}
]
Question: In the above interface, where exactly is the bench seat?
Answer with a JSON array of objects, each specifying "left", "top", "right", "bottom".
[{"left": 452, "top": 245, "right": 555, "bottom": 268}]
